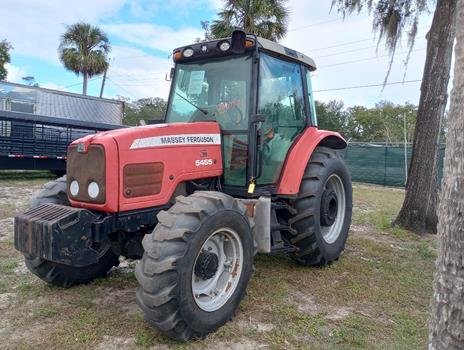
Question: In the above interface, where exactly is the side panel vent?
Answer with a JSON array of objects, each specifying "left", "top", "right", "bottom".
[{"left": 123, "top": 162, "right": 164, "bottom": 198}]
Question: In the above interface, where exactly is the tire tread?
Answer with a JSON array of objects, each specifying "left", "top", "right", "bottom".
[
  {"left": 287, "top": 147, "right": 349, "bottom": 266},
  {"left": 136, "top": 191, "right": 253, "bottom": 341}
]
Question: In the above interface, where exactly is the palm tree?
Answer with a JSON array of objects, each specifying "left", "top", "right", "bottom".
[
  {"left": 59, "top": 23, "right": 110, "bottom": 95},
  {"left": 210, "top": 0, "right": 289, "bottom": 41},
  {"left": 331, "top": 0, "right": 458, "bottom": 234}
]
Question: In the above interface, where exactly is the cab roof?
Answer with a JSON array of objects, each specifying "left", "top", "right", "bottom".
[{"left": 173, "top": 33, "right": 317, "bottom": 71}]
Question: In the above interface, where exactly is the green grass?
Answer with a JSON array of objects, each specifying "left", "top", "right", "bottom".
[
  {"left": 0, "top": 204, "right": 18, "bottom": 220},
  {"left": 32, "top": 305, "right": 61, "bottom": 319},
  {"left": 0, "top": 170, "right": 55, "bottom": 181},
  {"left": 135, "top": 328, "right": 160, "bottom": 348},
  {"left": 417, "top": 242, "right": 436, "bottom": 260},
  {"left": 0, "top": 259, "right": 18, "bottom": 273},
  {"left": 332, "top": 315, "right": 376, "bottom": 348},
  {"left": 0, "top": 280, "right": 7, "bottom": 293},
  {"left": 0, "top": 182, "right": 437, "bottom": 349}
]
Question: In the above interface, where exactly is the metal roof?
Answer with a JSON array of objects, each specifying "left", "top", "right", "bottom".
[{"left": 0, "top": 81, "right": 123, "bottom": 125}]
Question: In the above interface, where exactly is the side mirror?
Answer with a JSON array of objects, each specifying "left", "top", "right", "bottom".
[
  {"left": 165, "top": 68, "right": 175, "bottom": 81},
  {"left": 230, "top": 30, "right": 247, "bottom": 54}
]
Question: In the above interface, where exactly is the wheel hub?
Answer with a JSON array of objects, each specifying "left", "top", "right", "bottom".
[
  {"left": 320, "top": 189, "right": 338, "bottom": 227},
  {"left": 192, "top": 228, "right": 244, "bottom": 312},
  {"left": 194, "top": 251, "right": 219, "bottom": 280}
]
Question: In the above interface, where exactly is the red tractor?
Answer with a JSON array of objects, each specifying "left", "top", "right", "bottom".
[{"left": 14, "top": 31, "right": 352, "bottom": 340}]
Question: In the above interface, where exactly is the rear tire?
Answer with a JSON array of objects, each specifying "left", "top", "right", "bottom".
[
  {"left": 136, "top": 191, "right": 254, "bottom": 341},
  {"left": 286, "top": 147, "right": 352, "bottom": 266},
  {"left": 24, "top": 176, "right": 119, "bottom": 287}
]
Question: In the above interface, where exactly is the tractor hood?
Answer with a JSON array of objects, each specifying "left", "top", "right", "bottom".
[
  {"left": 67, "top": 122, "right": 223, "bottom": 213},
  {"left": 70, "top": 122, "right": 221, "bottom": 152}
]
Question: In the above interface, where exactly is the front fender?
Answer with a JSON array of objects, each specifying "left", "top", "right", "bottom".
[{"left": 277, "top": 127, "right": 346, "bottom": 195}]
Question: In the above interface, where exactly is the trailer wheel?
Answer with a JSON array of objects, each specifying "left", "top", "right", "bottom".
[
  {"left": 136, "top": 191, "right": 254, "bottom": 341},
  {"left": 287, "top": 147, "right": 352, "bottom": 266},
  {"left": 24, "top": 176, "right": 119, "bottom": 288}
]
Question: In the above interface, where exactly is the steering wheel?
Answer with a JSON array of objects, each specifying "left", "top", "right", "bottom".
[
  {"left": 227, "top": 104, "right": 244, "bottom": 125},
  {"left": 216, "top": 101, "right": 244, "bottom": 126}
]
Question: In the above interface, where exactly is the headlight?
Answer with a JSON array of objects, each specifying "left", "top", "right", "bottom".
[
  {"left": 88, "top": 182, "right": 100, "bottom": 199},
  {"left": 183, "top": 48, "right": 194, "bottom": 58},
  {"left": 70, "top": 180, "right": 79, "bottom": 196},
  {"left": 219, "top": 41, "right": 230, "bottom": 52}
]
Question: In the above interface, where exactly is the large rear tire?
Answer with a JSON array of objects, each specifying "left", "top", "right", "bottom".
[
  {"left": 286, "top": 147, "right": 352, "bottom": 266},
  {"left": 136, "top": 191, "right": 254, "bottom": 341},
  {"left": 24, "top": 176, "right": 119, "bottom": 288}
]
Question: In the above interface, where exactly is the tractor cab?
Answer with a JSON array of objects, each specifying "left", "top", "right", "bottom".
[{"left": 165, "top": 31, "right": 318, "bottom": 193}]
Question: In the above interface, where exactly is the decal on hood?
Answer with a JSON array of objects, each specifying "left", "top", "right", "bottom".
[{"left": 130, "top": 133, "right": 221, "bottom": 149}]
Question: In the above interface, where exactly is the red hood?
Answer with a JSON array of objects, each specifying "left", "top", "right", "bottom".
[{"left": 71, "top": 122, "right": 222, "bottom": 150}]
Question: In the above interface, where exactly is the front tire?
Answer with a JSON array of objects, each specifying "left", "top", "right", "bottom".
[
  {"left": 25, "top": 247, "right": 119, "bottom": 288},
  {"left": 24, "top": 176, "right": 119, "bottom": 287},
  {"left": 136, "top": 191, "right": 254, "bottom": 341},
  {"left": 286, "top": 146, "right": 352, "bottom": 266}
]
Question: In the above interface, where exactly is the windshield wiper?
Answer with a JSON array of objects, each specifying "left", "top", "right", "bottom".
[{"left": 175, "top": 92, "right": 208, "bottom": 115}]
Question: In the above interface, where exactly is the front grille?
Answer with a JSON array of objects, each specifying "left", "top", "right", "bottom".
[{"left": 67, "top": 144, "right": 106, "bottom": 204}]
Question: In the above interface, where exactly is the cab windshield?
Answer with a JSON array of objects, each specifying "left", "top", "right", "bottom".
[{"left": 165, "top": 55, "right": 252, "bottom": 131}]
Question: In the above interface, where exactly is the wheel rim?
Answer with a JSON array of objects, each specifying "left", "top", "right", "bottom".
[
  {"left": 320, "top": 174, "right": 346, "bottom": 244},
  {"left": 192, "top": 228, "right": 243, "bottom": 312}
]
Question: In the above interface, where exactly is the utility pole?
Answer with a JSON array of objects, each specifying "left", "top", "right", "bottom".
[{"left": 99, "top": 68, "right": 107, "bottom": 98}]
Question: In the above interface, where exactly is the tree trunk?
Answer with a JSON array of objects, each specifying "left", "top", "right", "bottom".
[
  {"left": 395, "top": 0, "right": 457, "bottom": 234},
  {"left": 83, "top": 72, "right": 88, "bottom": 95},
  {"left": 429, "top": 2, "right": 464, "bottom": 347}
]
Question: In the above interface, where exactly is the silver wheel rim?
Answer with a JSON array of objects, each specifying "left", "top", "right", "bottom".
[
  {"left": 192, "top": 228, "right": 243, "bottom": 312},
  {"left": 321, "top": 174, "right": 346, "bottom": 244}
]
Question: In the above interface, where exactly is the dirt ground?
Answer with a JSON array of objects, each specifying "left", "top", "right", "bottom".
[{"left": 0, "top": 173, "right": 437, "bottom": 349}]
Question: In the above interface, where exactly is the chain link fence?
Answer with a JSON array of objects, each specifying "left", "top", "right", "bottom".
[{"left": 340, "top": 142, "right": 446, "bottom": 187}]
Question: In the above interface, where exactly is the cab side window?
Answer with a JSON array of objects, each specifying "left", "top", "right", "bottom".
[
  {"left": 305, "top": 69, "right": 318, "bottom": 126},
  {"left": 257, "top": 54, "right": 307, "bottom": 184}
]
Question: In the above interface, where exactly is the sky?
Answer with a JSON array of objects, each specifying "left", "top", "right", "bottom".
[{"left": 1, "top": 0, "right": 437, "bottom": 107}]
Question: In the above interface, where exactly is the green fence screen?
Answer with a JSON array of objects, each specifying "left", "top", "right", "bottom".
[{"left": 339, "top": 143, "right": 446, "bottom": 187}]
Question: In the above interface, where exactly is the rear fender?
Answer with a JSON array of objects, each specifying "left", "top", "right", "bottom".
[{"left": 277, "top": 127, "right": 346, "bottom": 195}]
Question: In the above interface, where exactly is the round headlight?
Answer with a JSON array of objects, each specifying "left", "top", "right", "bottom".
[
  {"left": 183, "top": 48, "right": 194, "bottom": 58},
  {"left": 88, "top": 182, "right": 100, "bottom": 199},
  {"left": 219, "top": 41, "right": 230, "bottom": 52},
  {"left": 70, "top": 180, "right": 79, "bottom": 196}
]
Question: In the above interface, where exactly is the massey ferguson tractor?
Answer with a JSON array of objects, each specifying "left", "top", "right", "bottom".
[{"left": 14, "top": 31, "right": 352, "bottom": 340}]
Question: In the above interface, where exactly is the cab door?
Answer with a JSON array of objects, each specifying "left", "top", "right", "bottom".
[{"left": 256, "top": 53, "right": 308, "bottom": 185}]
